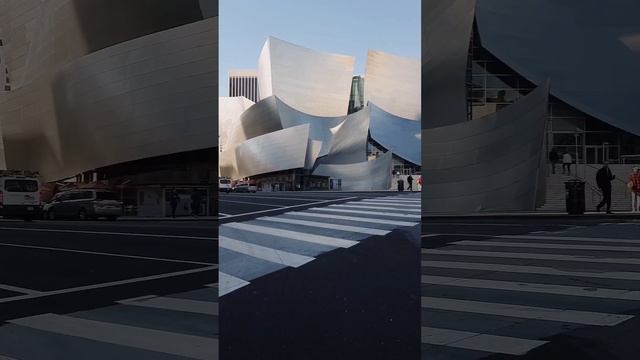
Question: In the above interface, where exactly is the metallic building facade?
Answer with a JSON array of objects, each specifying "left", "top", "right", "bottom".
[
  {"left": 0, "top": 0, "right": 217, "bottom": 182},
  {"left": 220, "top": 37, "right": 420, "bottom": 191}
]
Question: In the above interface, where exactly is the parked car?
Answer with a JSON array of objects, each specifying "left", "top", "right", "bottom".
[
  {"left": 44, "top": 189, "right": 122, "bottom": 220},
  {"left": 219, "top": 177, "right": 232, "bottom": 193},
  {"left": 0, "top": 170, "right": 42, "bottom": 221},
  {"left": 233, "top": 181, "right": 257, "bottom": 193}
]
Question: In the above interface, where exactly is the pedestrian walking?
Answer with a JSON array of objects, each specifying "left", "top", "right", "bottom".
[
  {"left": 190, "top": 189, "right": 201, "bottom": 217},
  {"left": 549, "top": 148, "right": 559, "bottom": 174},
  {"left": 596, "top": 162, "right": 616, "bottom": 214},
  {"left": 417, "top": 175, "right": 423, "bottom": 191},
  {"left": 170, "top": 189, "right": 179, "bottom": 218},
  {"left": 628, "top": 167, "right": 640, "bottom": 213},
  {"left": 407, "top": 174, "right": 413, "bottom": 191},
  {"left": 562, "top": 151, "right": 573, "bottom": 175}
]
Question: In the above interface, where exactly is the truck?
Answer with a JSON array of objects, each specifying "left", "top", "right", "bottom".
[{"left": 0, "top": 170, "right": 43, "bottom": 221}]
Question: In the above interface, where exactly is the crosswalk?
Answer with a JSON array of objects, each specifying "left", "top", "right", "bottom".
[
  {"left": 422, "top": 223, "right": 640, "bottom": 359},
  {"left": 219, "top": 194, "right": 421, "bottom": 296},
  {"left": 0, "top": 284, "right": 219, "bottom": 360}
]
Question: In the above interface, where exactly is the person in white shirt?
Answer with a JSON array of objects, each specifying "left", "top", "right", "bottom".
[{"left": 562, "top": 152, "right": 573, "bottom": 175}]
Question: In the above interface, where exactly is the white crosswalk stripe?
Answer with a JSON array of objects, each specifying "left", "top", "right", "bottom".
[
  {"left": 220, "top": 194, "right": 420, "bottom": 297},
  {"left": 3, "top": 285, "right": 219, "bottom": 359},
  {"left": 422, "top": 227, "right": 640, "bottom": 358}
]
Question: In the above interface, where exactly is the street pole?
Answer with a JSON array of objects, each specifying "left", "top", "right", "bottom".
[{"left": 574, "top": 132, "right": 579, "bottom": 179}]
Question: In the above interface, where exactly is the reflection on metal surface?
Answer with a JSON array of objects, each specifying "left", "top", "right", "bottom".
[
  {"left": 235, "top": 124, "right": 310, "bottom": 179},
  {"left": 54, "top": 18, "right": 218, "bottom": 182},
  {"left": 321, "top": 106, "right": 370, "bottom": 165},
  {"left": 0, "top": 8, "right": 217, "bottom": 182},
  {"left": 258, "top": 37, "right": 355, "bottom": 117},
  {"left": 476, "top": 0, "right": 640, "bottom": 135},
  {"left": 0, "top": 124, "right": 5, "bottom": 169},
  {"left": 314, "top": 151, "right": 393, "bottom": 191},
  {"left": 370, "top": 103, "right": 421, "bottom": 165},
  {"left": 422, "top": 0, "right": 476, "bottom": 129},
  {"left": 219, "top": 96, "right": 255, "bottom": 151},
  {"left": 365, "top": 50, "right": 421, "bottom": 121},
  {"left": 422, "top": 82, "right": 549, "bottom": 213}
]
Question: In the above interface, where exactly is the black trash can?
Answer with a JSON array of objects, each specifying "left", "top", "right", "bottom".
[
  {"left": 565, "top": 179, "right": 586, "bottom": 214},
  {"left": 397, "top": 179, "right": 404, "bottom": 192}
]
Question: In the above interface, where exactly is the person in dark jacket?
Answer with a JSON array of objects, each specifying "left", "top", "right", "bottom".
[
  {"left": 407, "top": 175, "right": 414, "bottom": 191},
  {"left": 549, "top": 148, "right": 559, "bottom": 174},
  {"left": 596, "top": 162, "right": 616, "bottom": 214},
  {"left": 190, "top": 189, "right": 202, "bottom": 217},
  {"left": 170, "top": 189, "right": 179, "bottom": 218}
]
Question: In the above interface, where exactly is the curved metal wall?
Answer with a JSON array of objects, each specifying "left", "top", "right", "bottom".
[
  {"left": 219, "top": 96, "right": 255, "bottom": 151},
  {"left": 258, "top": 37, "right": 355, "bottom": 117},
  {"left": 364, "top": 50, "right": 421, "bottom": 121},
  {"left": 225, "top": 96, "right": 283, "bottom": 150},
  {"left": 476, "top": 0, "right": 640, "bottom": 135},
  {"left": 422, "top": 81, "right": 549, "bottom": 213},
  {"left": 314, "top": 151, "right": 393, "bottom": 191},
  {"left": 234, "top": 124, "right": 310, "bottom": 179},
  {"left": 370, "top": 103, "right": 421, "bottom": 166},
  {"left": 422, "top": 0, "right": 476, "bottom": 129},
  {"left": 54, "top": 18, "right": 218, "bottom": 182},
  {"left": 320, "top": 106, "right": 370, "bottom": 165}
]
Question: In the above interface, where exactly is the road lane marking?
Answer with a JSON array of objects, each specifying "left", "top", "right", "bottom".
[
  {"left": 0, "top": 266, "right": 217, "bottom": 304},
  {"left": 0, "top": 283, "right": 42, "bottom": 295},
  {"left": 118, "top": 296, "right": 218, "bottom": 316},
  {"left": 287, "top": 211, "right": 418, "bottom": 226},
  {"left": 423, "top": 260, "right": 640, "bottom": 281},
  {"left": 0, "top": 242, "right": 215, "bottom": 266},
  {"left": 221, "top": 195, "right": 332, "bottom": 201},
  {"left": 0, "top": 227, "right": 215, "bottom": 240},
  {"left": 220, "top": 236, "right": 314, "bottom": 267},
  {"left": 421, "top": 296, "right": 632, "bottom": 326},
  {"left": 222, "top": 223, "right": 358, "bottom": 248},
  {"left": 372, "top": 198, "right": 421, "bottom": 203},
  {"left": 257, "top": 216, "right": 390, "bottom": 236},
  {"left": 219, "top": 199, "right": 285, "bottom": 208},
  {"left": 421, "top": 326, "right": 547, "bottom": 355},
  {"left": 10, "top": 314, "right": 218, "bottom": 360},
  {"left": 310, "top": 207, "right": 421, "bottom": 219},
  {"left": 453, "top": 240, "right": 640, "bottom": 253},
  {"left": 219, "top": 197, "right": 358, "bottom": 219},
  {"left": 422, "top": 248, "right": 640, "bottom": 265},
  {"left": 499, "top": 235, "right": 640, "bottom": 244},
  {"left": 422, "top": 275, "right": 640, "bottom": 301},
  {"left": 0, "top": 355, "right": 17, "bottom": 360},
  {"left": 219, "top": 272, "right": 250, "bottom": 296},
  {"left": 357, "top": 201, "right": 421, "bottom": 207},
  {"left": 332, "top": 204, "right": 422, "bottom": 212}
]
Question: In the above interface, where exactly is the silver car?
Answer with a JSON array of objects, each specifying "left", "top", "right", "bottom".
[{"left": 44, "top": 189, "right": 122, "bottom": 220}]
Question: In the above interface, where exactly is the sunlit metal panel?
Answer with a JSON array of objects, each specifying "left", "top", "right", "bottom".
[
  {"left": 364, "top": 50, "right": 420, "bottom": 121},
  {"left": 235, "top": 124, "right": 310, "bottom": 179},
  {"left": 313, "top": 151, "right": 393, "bottom": 191},
  {"left": 370, "top": 103, "right": 421, "bottom": 165},
  {"left": 258, "top": 36, "right": 355, "bottom": 117}
]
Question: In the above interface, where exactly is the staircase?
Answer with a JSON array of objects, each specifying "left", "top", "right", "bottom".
[{"left": 537, "top": 166, "right": 632, "bottom": 212}]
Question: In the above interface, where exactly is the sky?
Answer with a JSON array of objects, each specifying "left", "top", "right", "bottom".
[{"left": 219, "top": 0, "right": 421, "bottom": 96}]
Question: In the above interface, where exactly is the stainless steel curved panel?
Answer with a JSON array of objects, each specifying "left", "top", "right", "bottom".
[
  {"left": 225, "top": 96, "right": 283, "bottom": 150},
  {"left": 320, "top": 106, "right": 370, "bottom": 165},
  {"left": 422, "top": 81, "right": 549, "bottom": 213},
  {"left": 235, "top": 124, "right": 310, "bottom": 179},
  {"left": 258, "top": 37, "right": 355, "bottom": 117},
  {"left": 476, "top": 0, "right": 640, "bottom": 135},
  {"left": 313, "top": 151, "right": 392, "bottom": 191},
  {"left": 219, "top": 147, "right": 239, "bottom": 179},
  {"left": 0, "top": 124, "right": 6, "bottom": 169},
  {"left": 370, "top": 103, "right": 421, "bottom": 166},
  {"left": 275, "top": 97, "right": 344, "bottom": 157},
  {"left": 219, "top": 96, "right": 255, "bottom": 151},
  {"left": 423, "top": 0, "right": 476, "bottom": 129},
  {"left": 52, "top": 18, "right": 218, "bottom": 182},
  {"left": 364, "top": 50, "right": 421, "bottom": 121}
]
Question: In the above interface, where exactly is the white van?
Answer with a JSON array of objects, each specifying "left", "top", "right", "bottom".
[{"left": 0, "top": 171, "right": 42, "bottom": 220}]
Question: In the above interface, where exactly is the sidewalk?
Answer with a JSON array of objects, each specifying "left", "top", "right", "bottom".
[
  {"left": 423, "top": 211, "right": 640, "bottom": 220},
  {"left": 119, "top": 216, "right": 218, "bottom": 221}
]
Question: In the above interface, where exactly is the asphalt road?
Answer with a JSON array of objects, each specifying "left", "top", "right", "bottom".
[
  {"left": 422, "top": 216, "right": 640, "bottom": 360},
  {"left": 219, "top": 191, "right": 422, "bottom": 360},
  {"left": 0, "top": 219, "right": 218, "bottom": 360}
]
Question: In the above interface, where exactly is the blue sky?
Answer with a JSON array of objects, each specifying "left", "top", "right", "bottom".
[{"left": 219, "top": 0, "right": 421, "bottom": 96}]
